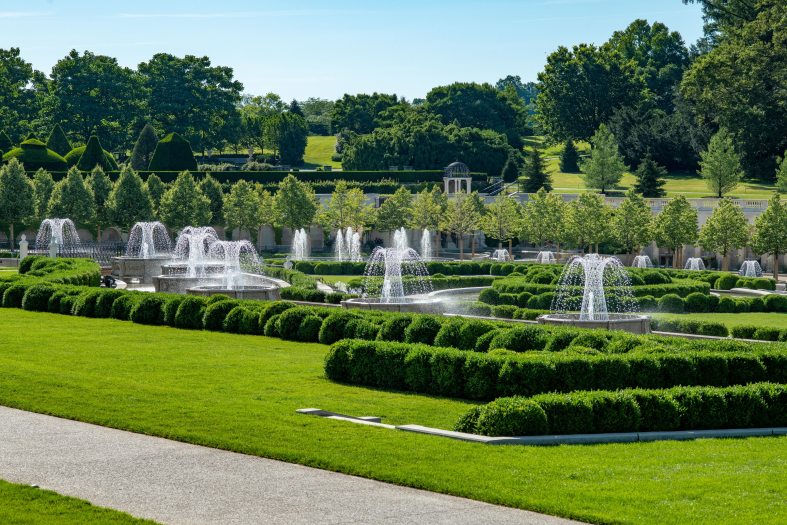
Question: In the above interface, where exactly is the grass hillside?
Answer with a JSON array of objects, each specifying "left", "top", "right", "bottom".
[{"left": 304, "top": 136, "right": 341, "bottom": 169}]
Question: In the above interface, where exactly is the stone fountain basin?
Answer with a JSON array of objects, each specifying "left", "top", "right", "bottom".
[
  {"left": 153, "top": 272, "right": 288, "bottom": 296},
  {"left": 111, "top": 255, "right": 172, "bottom": 284},
  {"left": 537, "top": 313, "right": 651, "bottom": 334},
  {"left": 187, "top": 284, "right": 280, "bottom": 301},
  {"left": 341, "top": 296, "right": 445, "bottom": 314}
]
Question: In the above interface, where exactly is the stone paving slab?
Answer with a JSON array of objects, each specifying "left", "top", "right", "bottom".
[{"left": 0, "top": 406, "right": 583, "bottom": 525}]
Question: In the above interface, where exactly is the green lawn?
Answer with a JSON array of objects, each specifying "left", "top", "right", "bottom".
[
  {"left": 654, "top": 312, "right": 787, "bottom": 329},
  {"left": 303, "top": 136, "right": 341, "bottom": 169},
  {"left": 313, "top": 274, "right": 358, "bottom": 285},
  {"left": 2, "top": 310, "right": 786, "bottom": 524},
  {"left": 0, "top": 479, "right": 155, "bottom": 524}
]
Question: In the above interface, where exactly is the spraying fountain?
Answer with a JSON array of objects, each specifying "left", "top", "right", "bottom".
[
  {"left": 111, "top": 222, "right": 173, "bottom": 284},
  {"left": 392, "top": 227, "right": 409, "bottom": 253},
  {"left": 35, "top": 218, "right": 80, "bottom": 253},
  {"left": 632, "top": 255, "right": 653, "bottom": 268},
  {"left": 335, "top": 227, "right": 362, "bottom": 262},
  {"left": 535, "top": 251, "right": 556, "bottom": 264},
  {"left": 342, "top": 246, "right": 442, "bottom": 313},
  {"left": 739, "top": 260, "right": 763, "bottom": 278},
  {"left": 537, "top": 254, "right": 650, "bottom": 334},
  {"left": 290, "top": 228, "right": 309, "bottom": 261},
  {"left": 186, "top": 240, "right": 281, "bottom": 300},
  {"left": 172, "top": 226, "right": 220, "bottom": 278},
  {"left": 490, "top": 249, "right": 512, "bottom": 262},
  {"left": 685, "top": 257, "right": 705, "bottom": 271},
  {"left": 420, "top": 229, "right": 432, "bottom": 261}
]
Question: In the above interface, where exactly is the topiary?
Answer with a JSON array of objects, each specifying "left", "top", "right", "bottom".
[
  {"left": 684, "top": 292, "right": 709, "bottom": 313},
  {"left": 173, "top": 296, "right": 207, "bottom": 329},
  {"left": 110, "top": 294, "right": 138, "bottom": 321},
  {"left": 46, "top": 124, "right": 72, "bottom": 157},
  {"left": 458, "top": 320, "right": 494, "bottom": 350},
  {"left": 714, "top": 273, "right": 739, "bottom": 290},
  {"left": 376, "top": 315, "right": 413, "bottom": 342},
  {"left": 474, "top": 398, "right": 549, "bottom": 436},
  {"left": 404, "top": 316, "right": 442, "bottom": 345},
  {"left": 203, "top": 299, "right": 242, "bottom": 331},
  {"left": 75, "top": 135, "right": 118, "bottom": 171},
  {"left": 297, "top": 315, "right": 323, "bottom": 342},
  {"left": 129, "top": 295, "right": 166, "bottom": 325},
  {"left": 162, "top": 296, "right": 186, "bottom": 326},
  {"left": 475, "top": 329, "right": 500, "bottom": 352},
  {"left": 344, "top": 319, "right": 380, "bottom": 340},
  {"left": 258, "top": 301, "right": 295, "bottom": 329},
  {"left": 764, "top": 294, "right": 787, "bottom": 313},
  {"left": 148, "top": 132, "right": 198, "bottom": 171},
  {"left": 2, "top": 138, "right": 67, "bottom": 171},
  {"left": 318, "top": 310, "right": 361, "bottom": 344},
  {"left": 71, "top": 289, "right": 104, "bottom": 317},
  {"left": 94, "top": 289, "right": 124, "bottom": 318},
  {"left": 263, "top": 314, "right": 281, "bottom": 337},
  {"left": 489, "top": 326, "right": 548, "bottom": 352},
  {"left": 21, "top": 284, "right": 56, "bottom": 312},
  {"left": 277, "top": 307, "right": 315, "bottom": 341},
  {"left": 657, "top": 293, "right": 684, "bottom": 313},
  {"left": 478, "top": 288, "right": 500, "bottom": 305},
  {"left": 433, "top": 319, "right": 463, "bottom": 348},
  {"left": 2, "top": 283, "right": 29, "bottom": 308}
]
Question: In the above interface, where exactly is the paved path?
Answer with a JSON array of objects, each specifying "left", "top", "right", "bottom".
[{"left": 0, "top": 407, "right": 581, "bottom": 525}]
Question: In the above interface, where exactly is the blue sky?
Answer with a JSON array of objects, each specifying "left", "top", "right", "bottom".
[{"left": 0, "top": 0, "right": 704, "bottom": 101}]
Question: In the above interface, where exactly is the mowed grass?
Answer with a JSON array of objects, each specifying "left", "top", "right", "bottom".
[
  {"left": 524, "top": 135, "right": 777, "bottom": 198},
  {"left": 313, "top": 274, "right": 357, "bottom": 285},
  {"left": 0, "top": 479, "right": 156, "bottom": 524},
  {"left": 303, "top": 135, "right": 341, "bottom": 169},
  {"left": 654, "top": 312, "right": 787, "bottom": 329},
  {"left": 1, "top": 310, "right": 787, "bottom": 524}
]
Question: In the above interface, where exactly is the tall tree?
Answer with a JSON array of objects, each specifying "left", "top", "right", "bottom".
[
  {"left": 612, "top": 190, "right": 653, "bottom": 260},
  {"left": 444, "top": 191, "right": 481, "bottom": 260},
  {"left": 536, "top": 43, "right": 641, "bottom": 141},
  {"left": 288, "top": 99, "right": 304, "bottom": 117},
  {"left": 500, "top": 154, "right": 521, "bottom": 184},
  {"left": 699, "top": 128, "right": 744, "bottom": 198},
  {"left": 581, "top": 124, "right": 627, "bottom": 194},
  {"left": 223, "top": 180, "right": 262, "bottom": 242},
  {"left": 139, "top": 53, "right": 243, "bottom": 154},
  {"left": 158, "top": 171, "right": 210, "bottom": 231},
  {"left": 145, "top": 173, "right": 166, "bottom": 218},
  {"left": 633, "top": 156, "right": 667, "bottom": 197},
  {"left": 0, "top": 48, "right": 46, "bottom": 142},
  {"left": 239, "top": 93, "right": 285, "bottom": 154},
  {"left": 751, "top": 194, "right": 787, "bottom": 280},
  {"left": 409, "top": 187, "right": 447, "bottom": 256},
  {"left": 0, "top": 158, "right": 34, "bottom": 249},
  {"left": 271, "top": 112, "right": 308, "bottom": 165},
  {"left": 31, "top": 168, "right": 55, "bottom": 226},
  {"left": 108, "top": 166, "right": 153, "bottom": 230},
  {"left": 653, "top": 195, "right": 698, "bottom": 268},
  {"left": 321, "top": 180, "right": 369, "bottom": 231},
  {"left": 46, "top": 124, "right": 72, "bottom": 157},
  {"left": 43, "top": 50, "right": 145, "bottom": 151},
  {"left": 565, "top": 192, "right": 610, "bottom": 252},
  {"left": 559, "top": 139, "right": 580, "bottom": 173},
  {"left": 331, "top": 93, "right": 399, "bottom": 134},
  {"left": 375, "top": 186, "right": 413, "bottom": 233},
  {"left": 522, "top": 147, "right": 552, "bottom": 193},
  {"left": 521, "top": 188, "right": 566, "bottom": 248},
  {"left": 300, "top": 97, "right": 334, "bottom": 135},
  {"left": 87, "top": 166, "right": 113, "bottom": 243},
  {"left": 273, "top": 175, "right": 318, "bottom": 231},
  {"left": 47, "top": 167, "right": 95, "bottom": 226},
  {"left": 198, "top": 175, "right": 224, "bottom": 224},
  {"left": 481, "top": 194, "right": 521, "bottom": 250},
  {"left": 698, "top": 198, "right": 749, "bottom": 270},
  {"left": 130, "top": 124, "right": 159, "bottom": 170},
  {"left": 776, "top": 152, "right": 787, "bottom": 194}
]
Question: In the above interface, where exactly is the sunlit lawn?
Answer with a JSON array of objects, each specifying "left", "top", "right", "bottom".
[
  {"left": 303, "top": 135, "right": 341, "bottom": 169},
  {"left": 654, "top": 312, "right": 787, "bottom": 329}
]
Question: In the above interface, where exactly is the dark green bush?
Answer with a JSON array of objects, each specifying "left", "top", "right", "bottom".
[
  {"left": 458, "top": 320, "right": 494, "bottom": 350},
  {"left": 110, "top": 294, "right": 138, "bottom": 321},
  {"left": 474, "top": 329, "right": 499, "bottom": 352},
  {"left": 434, "top": 319, "right": 463, "bottom": 348},
  {"left": 716, "top": 296, "right": 737, "bottom": 313},
  {"left": 263, "top": 314, "right": 281, "bottom": 337},
  {"left": 94, "top": 290, "right": 125, "bottom": 318},
  {"left": 376, "top": 314, "right": 413, "bottom": 342},
  {"left": 297, "top": 315, "right": 323, "bottom": 342},
  {"left": 657, "top": 294, "right": 684, "bottom": 313},
  {"left": 715, "top": 274, "right": 739, "bottom": 290},
  {"left": 203, "top": 300, "right": 242, "bottom": 331},
  {"left": 569, "top": 332, "right": 609, "bottom": 351},
  {"left": 404, "top": 316, "right": 442, "bottom": 345},
  {"left": 129, "top": 295, "right": 167, "bottom": 325},
  {"left": 344, "top": 319, "right": 380, "bottom": 340},
  {"left": 71, "top": 289, "right": 104, "bottom": 317},
  {"left": 753, "top": 327, "right": 781, "bottom": 342},
  {"left": 684, "top": 292, "right": 709, "bottom": 313},
  {"left": 173, "top": 296, "right": 207, "bottom": 329},
  {"left": 764, "top": 294, "right": 787, "bottom": 313},
  {"left": 21, "top": 284, "right": 55, "bottom": 311},
  {"left": 259, "top": 301, "right": 295, "bottom": 329},
  {"left": 147, "top": 132, "right": 197, "bottom": 171},
  {"left": 478, "top": 288, "right": 500, "bottom": 305},
  {"left": 277, "top": 307, "right": 315, "bottom": 341},
  {"left": 473, "top": 398, "right": 549, "bottom": 436},
  {"left": 489, "top": 326, "right": 547, "bottom": 352},
  {"left": 162, "top": 296, "right": 186, "bottom": 326},
  {"left": 318, "top": 311, "right": 361, "bottom": 344},
  {"left": 2, "top": 283, "right": 29, "bottom": 308},
  {"left": 491, "top": 304, "right": 517, "bottom": 318},
  {"left": 730, "top": 325, "right": 757, "bottom": 339}
]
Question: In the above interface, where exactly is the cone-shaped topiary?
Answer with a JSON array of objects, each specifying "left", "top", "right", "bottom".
[
  {"left": 72, "top": 135, "right": 118, "bottom": 171},
  {"left": 130, "top": 123, "right": 158, "bottom": 170},
  {"left": 148, "top": 132, "right": 198, "bottom": 172},
  {"left": 2, "top": 138, "right": 68, "bottom": 171},
  {"left": 0, "top": 130, "right": 13, "bottom": 154},
  {"left": 46, "top": 124, "right": 72, "bottom": 157}
]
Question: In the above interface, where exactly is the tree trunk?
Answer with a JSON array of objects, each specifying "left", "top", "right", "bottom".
[
  {"left": 9, "top": 223, "right": 14, "bottom": 252},
  {"left": 459, "top": 233, "right": 464, "bottom": 260},
  {"left": 508, "top": 238, "right": 513, "bottom": 256},
  {"left": 471, "top": 233, "right": 476, "bottom": 258},
  {"left": 774, "top": 252, "right": 780, "bottom": 282},
  {"left": 97, "top": 225, "right": 102, "bottom": 246},
  {"left": 722, "top": 253, "right": 729, "bottom": 271},
  {"left": 594, "top": 242, "right": 599, "bottom": 254},
  {"left": 434, "top": 232, "right": 440, "bottom": 257}
]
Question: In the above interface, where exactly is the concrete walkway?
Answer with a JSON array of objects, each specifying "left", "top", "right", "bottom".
[{"left": 0, "top": 407, "right": 581, "bottom": 525}]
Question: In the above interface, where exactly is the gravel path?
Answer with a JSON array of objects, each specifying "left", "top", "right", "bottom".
[{"left": 0, "top": 406, "right": 583, "bottom": 525}]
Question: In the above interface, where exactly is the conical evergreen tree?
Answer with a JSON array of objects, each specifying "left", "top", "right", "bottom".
[
  {"left": 522, "top": 148, "right": 553, "bottom": 193},
  {"left": 47, "top": 167, "right": 96, "bottom": 226},
  {"left": 108, "top": 166, "right": 154, "bottom": 230},
  {"left": 633, "top": 155, "right": 667, "bottom": 197},
  {"left": 46, "top": 125, "right": 72, "bottom": 157},
  {"left": 145, "top": 173, "right": 166, "bottom": 217},
  {"left": 130, "top": 124, "right": 159, "bottom": 170},
  {"left": 289, "top": 99, "right": 304, "bottom": 117},
  {"left": 77, "top": 136, "right": 114, "bottom": 171},
  {"left": 559, "top": 139, "right": 580, "bottom": 173},
  {"left": 0, "top": 130, "right": 13, "bottom": 154},
  {"left": 500, "top": 154, "right": 521, "bottom": 183},
  {"left": 88, "top": 165, "right": 114, "bottom": 241},
  {"left": 0, "top": 158, "right": 34, "bottom": 249},
  {"left": 148, "top": 133, "right": 198, "bottom": 172}
]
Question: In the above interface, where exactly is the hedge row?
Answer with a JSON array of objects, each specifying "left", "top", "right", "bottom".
[
  {"left": 323, "top": 338, "right": 787, "bottom": 401},
  {"left": 650, "top": 318, "right": 729, "bottom": 337},
  {"left": 455, "top": 383, "right": 787, "bottom": 436},
  {"left": 489, "top": 280, "right": 710, "bottom": 300},
  {"left": 279, "top": 287, "right": 354, "bottom": 304}
]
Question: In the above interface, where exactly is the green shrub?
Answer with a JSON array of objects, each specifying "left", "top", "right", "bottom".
[
  {"left": 203, "top": 299, "right": 242, "bottom": 331},
  {"left": 453, "top": 406, "right": 483, "bottom": 433},
  {"left": 278, "top": 307, "right": 315, "bottom": 341},
  {"left": 46, "top": 288, "right": 77, "bottom": 313},
  {"left": 71, "top": 289, "right": 104, "bottom": 317},
  {"left": 764, "top": 294, "right": 787, "bottom": 313},
  {"left": 94, "top": 289, "right": 125, "bottom": 318},
  {"left": 147, "top": 132, "right": 198, "bottom": 171},
  {"left": 258, "top": 301, "right": 295, "bottom": 329},
  {"left": 318, "top": 311, "right": 361, "bottom": 344},
  {"left": 59, "top": 295, "right": 77, "bottom": 314},
  {"left": 630, "top": 390, "right": 681, "bottom": 431},
  {"left": 344, "top": 319, "right": 380, "bottom": 340},
  {"left": 21, "top": 284, "right": 56, "bottom": 311},
  {"left": 475, "top": 330, "right": 499, "bottom": 352},
  {"left": 458, "top": 320, "right": 494, "bottom": 350},
  {"left": 2, "top": 283, "right": 29, "bottom": 308},
  {"left": 716, "top": 296, "right": 737, "bottom": 313},
  {"left": 489, "top": 326, "right": 547, "bottom": 352},
  {"left": 478, "top": 288, "right": 500, "bottom": 305},
  {"left": 657, "top": 293, "right": 684, "bottom": 313},
  {"left": 223, "top": 306, "right": 261, "bottom": 334},
  {"left": 474, "top": 398, "right": 549, "bottom": 436},
  {"left": 434, "top": 319, "right": 463, "bottom": 348},
  {"left": 730, "top": 325, "right": 757, "bottom": 339},
  {"left": 129, "top": 295, "right": 166, "bottom": 325},
  {"left": 404, "top": 316, "right": 442, "bottom": 345},
  {"left": 684, "top": 292, "right": 709, "bottom": 313},
  {"left": 753, "top": 327, "right": 781, "bottom": 342},
  {"left": 173, "top": 296, "right": 207, "bottom": 329},
  {"left": 297, "top": 315, "right": 323, "bottom": 342},
  {"left": 569, "top": 332, "right": 609, "bottom": 351},
  {"left": 588, "top": 391, "right": 640, "bottom": 433},
  {"left": 110, "top": 294, "right": 138, "bottom": 320},
  {"left": 2, "top": 139, "right": 68, "bottom": 171},
  {"left": 715, "top": 273, "right": 739, "bottom": 290},
  {"left": 491, "top": 304, "right": 517, "bottom": 318},
  {"left": 376, "top": 314, "right": 413, "bottom": 342},
  {"left": 263, "top": 314, "right": 281, "bottom": 337}
]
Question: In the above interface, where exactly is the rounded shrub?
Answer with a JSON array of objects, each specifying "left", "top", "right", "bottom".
[
  {"left": 516, "top": 292, "right": 533, "bottom": 308},
  {"left": 223, "top": 306, "right": 260, "bottom": 334},
  {"left": 47, "top": 289, "right": 76, "bottom": 313},
  {"left": 21, "top": 284, "right": 56, "bottom": 312},
  {"left": 474, "top": 398, "right": 549, "bottom": 436},
  {"left": 684, "top": 292, "right": 709, "bottom": 313},
  {"left": 715, "top": 273, "right": 739, "bottom": 290},
  {"left": 2, "top": 283, "right": 29, "bottom": 308},
  {"left": 489, "top": 326, "right": 547, "bottom": 352},
  {"left": 263, "top": 314, "right": 281, "bottom": 337},
  {"left": 434, "top": 319, "right": 463, "bottom": 348},
  {"left": 59, "top": 295, "right": 77, "bottom": 315},
  {"left": 71, "top": 289, "right": 104, "bottom": 317},
  {"left": 203, "top": 299, "right": 242, "bottom": 331},
  {"left": 570, "top": 332, "right": 609, "bottom": 351},
  {"left": 478, "top": 288, "right": 500, "bottom": 305},
  {"left": 491, "top": 304, "right": 517, "bottom": 318},
  {"left": 258, "top": 301, "right": 295, "bottom": 328},
  {"left": 344, "top": 319, "right": 380, "bottom": 341},
  {"left": 716, "top": 296, "right": 737, "bottom": 313},
  {"left": 297, "top": 315, "right": 323, "bottom": 342},
  {"left": 130, "top": 295, "right": 167, "bottom": 325},
  {"left": 376, "top": 314, "right": 413, "bottom": 342},
  {"left": 94, "top": 290, "right": 125, "bottom": 318},
  {"left": 637, "top": 295, "right": 657, "bottom": 311},
  {"left": 318, "top": 311, "right": 361, "bottom": 344},
  {"left": 162, "top": 296, "right": 186, "bottom": 326},
  {"left": 110, "top": 294, "right": 138, "bottom": 321},
  {"left": 764, "top": 294, "right": 787, "bottom": 313},
  {"left": 474, "top": 329, "right": 499, "bottom": 352},
  {"left": 277, "top": 307, "right": 315, "bottom": 341},
  {"left": 544, "top": 329, "right": 580, "bottom": 352},
  {"left": 657, "top": 293, "right": 684, "bottom": 313},
  {"left": 453, "top": 406, "right": 483, "bottom": 433},
  {"left": 2, "top": 139, "right": 67, "bottom": 171},
  {"left": 404, "top": 316, "right": 442, "bottom": 345},
  {"left": 173, "top": 296, "right": 207, "bottom": 329},
  {"left": 730, "top": 325, "right": 757, "bottom": 339},
  {"left": 458, "top": 320, "right": 494, "bottom": 350}
]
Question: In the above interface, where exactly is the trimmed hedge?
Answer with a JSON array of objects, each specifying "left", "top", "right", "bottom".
[
  {"left": 148, "top": 132, "right": 198, "bottom": 172},
  {"left": 456, "top": 383, "right": 787, "bottom": 436},
  {"left": 2, "top": 139, "right": 68, "bottom": 171}
]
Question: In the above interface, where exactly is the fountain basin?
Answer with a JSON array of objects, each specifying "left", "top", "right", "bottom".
[
  {"left": 111, "top": 255, "right": 171, "bottom": 284},
  {"left": 341, "top": 297, "right": 445, "bottom": 314},
  {"left": 187, "top": 284, "right": 281, "bottom": 301},
  {"left": 153, "top": 272, "right": 286, "bottom": 295},
  {"left": 537, "top": 313, "right": 651, "bottom": 334}
]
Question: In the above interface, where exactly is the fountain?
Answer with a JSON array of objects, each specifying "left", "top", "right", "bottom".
[
  {"left": 172, "top": 226, "right": 219, "bottom": 278},
  {"left": 392, "top": 227, "right": 409, "bottom": 253},
  {"left": 535, "top": 251, "right": 556, "bottom": 264},
  {"left": 111, "top": 222, "right": 173, "bottom": 284},
  {"left": 490, "top": 249, "right": 512, "bottom": 262},
  {"left": 685, "top": 257, "right": 705, "bottom": 271},
  {"left": 632, "top": 255, "right": 653, "bottom": 268},
  {"left": 420, "top": 229, "right": 432, "bottom": 261},
  {"left": 537, "top": 254, "right": 650, "bottom": 334},
  {"left": 35, "top": 218, "right": 80, "bottom": 252},
  {"left": 342, "top": 246, "right": 442, "bottom": 313},
  {"left": 739, "top": 260, "right": 763, "bottom": 278},
  {"left": 186, "top": 240, "right": 281, "bottom": 300},
  {"left": 334, "top": 227, "right": 362, "bottom": 262},
  {"left": 291, "top": 228, "right": 309, "bottom": 261}
]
